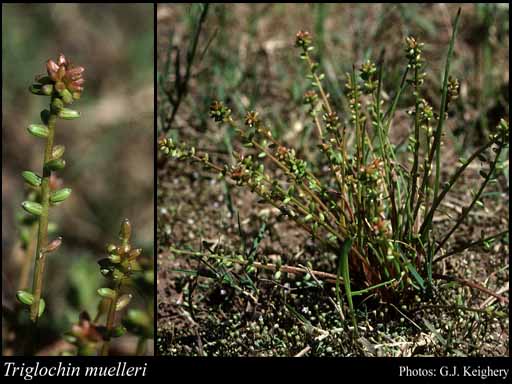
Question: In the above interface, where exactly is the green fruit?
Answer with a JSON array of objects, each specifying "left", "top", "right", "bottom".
[
  {"left": 16, "top": 290, "right": 34, "bottom": 305},
  {"left": 51, "top": 145, "right": 66, "bottom": 160},
  {"left": 50, "top": 188, "right": 72, "bottom": 203},
  {"left": 29, "top": 84, "right": 45, "bottom": 95},
  {"left": 58, "top": 108, "right": 80, "bottom": 120},
  {"left": 44, "top": 158, "right": 66, "bottom": 172},
  {"left": 21, "top": 201, "right": 43, "bottom": 216},
  {"left": 115, "top": 294, "right": 132, "bottom": 311},
  {"left": 60, "top": 89, "right": 73, "bottom": 104},
  {"left": 106, "top": 244, "right": 117, "bottom": 253},
  {"left": 111, "top": 325, "right": 127, "bottom": 338},
  {"left": 122, "top": 309, "right": 153, "bottom": 338},
  {"left": 35, "top": 75, "right": 52, "bottom": 85},
  {"left": 108, "top": 254, "right": 121, "bottom": 263},
  {"left": 21, "top": 171, "right": 42, "bottom": 187},
  {"left": 51, "top": 98, "right": 64, "bottom": 112},
  {"left": 37, "top": 299, "right": 46, "bottom": 317},
  {"left": 27, "top": 124, "right": 49, "bottom": 138},
  {"left": 97, "top": 288, "right": 116, "bottom": 299},
  {"left": 42, "top": 84, "right": 54, "bottom": 96},
  {"left": 120, "top": 219, "right": 131, "bottom": 241},
  {"left": 40, "top": 109, "right": 51, "bottom": 125},
  {"left": 16, "top": 291, "right": 46, "bottom": 317}
]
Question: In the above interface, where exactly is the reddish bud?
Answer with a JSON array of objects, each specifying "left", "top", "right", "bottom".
[
  {"left": 46, "top": 60, "right": 59, "bottom": 80},
  {"left": 43, "top": 237, "right": 63, "bottom": 253},
  {"left": 57, "top": 53, "right": 67, "bottom": 66}
]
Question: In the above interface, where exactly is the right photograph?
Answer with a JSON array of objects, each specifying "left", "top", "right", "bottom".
[{"left": 157, "top": 4, "right": 509, "bottom": 357}]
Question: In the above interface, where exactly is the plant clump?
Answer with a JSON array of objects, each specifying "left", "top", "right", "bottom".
[{"left": 159, "top": 8, "right": 509, "bottom": 332}]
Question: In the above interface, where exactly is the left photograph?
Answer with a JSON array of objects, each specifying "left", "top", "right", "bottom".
[{"left": 2, "top": 4, "right": 154, "bottom": 356}]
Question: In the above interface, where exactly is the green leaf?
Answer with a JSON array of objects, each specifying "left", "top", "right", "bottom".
[
  {"left": 404, "top": 258, "right": 425, "bottom": 290},
  {"left": 423, "top": 318, "right": 446, "bottom": 345},
  {"left": 337, "top": 238, "right": 358, "bottom": 336}
]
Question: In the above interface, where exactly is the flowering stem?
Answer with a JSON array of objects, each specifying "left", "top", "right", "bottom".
[
  {"left": 29, "top": 100, "right": 57, "bottom": 323},
  {"left": 136, "top": 338, "right": 147, "bottom": 356},
  {"left": 100, "top": 281, "right": 121, "bottom": 356},
  {"left": 18, "top": 224, "right": 38, "bottom": 291}
]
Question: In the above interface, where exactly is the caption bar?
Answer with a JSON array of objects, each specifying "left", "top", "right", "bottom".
[{"left": 3, "top": 361, "right": 147, "bottom": 380}]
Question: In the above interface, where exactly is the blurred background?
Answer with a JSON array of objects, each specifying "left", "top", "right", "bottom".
[{"left": 2, "top": 4, "right": 154, "bottom": 355}]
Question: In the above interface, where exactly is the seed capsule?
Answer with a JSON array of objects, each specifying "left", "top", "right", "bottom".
[
  {"left": 29, "top": 84, "right": 45, "bottom": 95},
  {"left": 16, "top": 290, "right": 35, "bottom": 305},
  {"left": 27, "top": 124, "right": 49, "bottom": 138},
  {"left": 51, "top": 97, "right": 64, "bottom": 112},
  {"left": 17, "top": 292, "right": 45, "bottom": 317},
  {"left": 21, "top": 171, "right": 42, "bottom": 187},
  {"left": 43, "top": 237, "right": 63, "bottom": 253},
  {"left": 97, "top": 288, "right": 116, "bottom": 299},
  {"left": 120, "top": 219, "right": 132, "bottom": 241},
  {"left": 58, "top": 108, "right": 80, "bottom": 120},
  {"left": 112, "top": 269, "right": 125, "bottom": 282},
  {"left": 50, "top": 188, "right": 72, "bottom": 203},
  {"left": 51, "top": 145, "right": 66, "bottom": 160},
  {"left": 128, "top": 248, "right": 142, "bottom": 260},
  {"left": 21, "top": 201, "right": 43, "bottom": 216},
  {"left": 42, "top": 84, "right": 54, "bottom": 96},
  {"left": 37, "top": 299, "right": 46, "bottom": 317},
  {"left": 40, "top": 109, "right": 51, "bottom": 125},
  {"left": 108, "top": 254, "right": 121, "bottom": 263},
  {"left": 44, "top": 158, "right": 66, "bottom": 172},
  {"left": 143, "top": 270, "right": 154, "bottom": 285},
  {"left": 124, "top": 309, "right": 150, "bottom": 328},
  {"left": 60, "top": 89, "right": 73, "bottom": 104},
  {"left": 119, "top": 244, "right": 131, "bottom": 254},
  {"left": 115, "top": 294, "right": 132, "bottom": 311},
  {"left": 106, "top": 244, "right": 117, "bottom": 253},
  {"left": 111, "top": 325, "right": 127, "bottom": 338}
]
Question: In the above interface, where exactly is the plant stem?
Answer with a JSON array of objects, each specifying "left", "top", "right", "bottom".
[
  {"left": 433, "top": 229, "right": 508, "bottom": 263},
  {"left": 18, "top": 224, "right": 38, "bottom": 291},
  {"left": 169, "top": 247, "right": 342, "bottom": 283},
  {"left": 29, "top": 102, "right": 57, "bottom": 323},
  {"left": 419, "top": 139, "right": 494, "bottom": 236},
  {"left": 100, "top": 281, "right": 120, "bottom": 356},
  {"left": 136, "top": 337, "right": 147, "bottom": 356},
  {"left": 408, "top": 63, "right": 421, "bottom": 238},
  {"left": 434, "top": 143, "right": 503, "bottom": 255},
  {"left": 432, "top": 8, "right": 461, "bottom": 202},
  {"left": 165, "top": 3, "right": 210, "bottom": 132}
]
